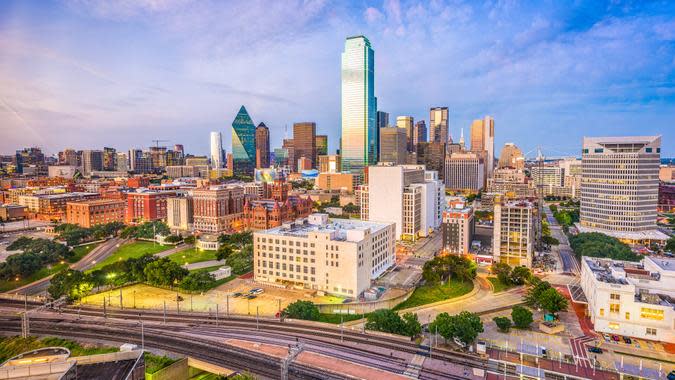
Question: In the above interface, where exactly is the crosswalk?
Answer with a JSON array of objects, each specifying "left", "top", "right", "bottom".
[
  {"left": 403, "top": 354, "right": 426, "bottom": 378},
  {"left": 569, "top": 335, "right": 596, "bottom": 368}
]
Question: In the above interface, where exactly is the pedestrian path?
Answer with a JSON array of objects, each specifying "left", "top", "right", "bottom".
[
  {"left": 402, "top": 354, "right": 425, "bottom": 378},
  {"left": 570, "top": 335, "right": 595, "bottom": 368}
]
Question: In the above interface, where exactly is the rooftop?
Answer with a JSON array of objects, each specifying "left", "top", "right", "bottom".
[
  {"left": 583, "top": 135, "right": 660, "bottom": 144},
  {"left": 261, "top": 213, "right": 390, "bottom": 241},
  {"left": 40, "top": 192, "right": 98, "bottom": 200},
  {"left": 575, "top": 223, "right": 669, "bottom": 241},
  {"left": 647, "top": 256, "right": 675, "bottom": 272}
]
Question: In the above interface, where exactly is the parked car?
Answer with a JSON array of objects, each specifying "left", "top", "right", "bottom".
[
  {"left": 245, "top": 294, "right": 257, "bottom": 300},
  {"left": 588, "top": 346, "right": 603, "bottom": 354},
  {"left": 250, "top": 288, "right": 264, "bottom": 295},
  {"left": 667, "top": 370, "right": 675, "bottom": 380},
  {"left": 622, "top": 336, "right": 632, "bottom": 344},
  {"left": 602, "top": 333, "right": 611, "bottom": 342},
  {"left": 611, "top": 335, "right": 620, "bottom": 342},
  {"left": 232, "top": 292, "right": 242, "bottom": 298}
]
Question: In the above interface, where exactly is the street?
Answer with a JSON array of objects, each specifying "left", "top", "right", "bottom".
[{"left": 544, "top": 204, "right": 580, "bottom": 275}]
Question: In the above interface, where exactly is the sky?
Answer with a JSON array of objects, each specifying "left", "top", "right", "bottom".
[{"left": 0, "top": 0, "right": 674, "bottom": 158}]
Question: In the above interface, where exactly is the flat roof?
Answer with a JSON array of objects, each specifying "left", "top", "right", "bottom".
[
  {"left": 262, "top": 218, "right": 389, "bottom": 239},
  {"left": 647, "top": 256, "right": 675, "bottom": 272},
  {"left": 583, "top": 135, "right": 660, "bottom": 144}
]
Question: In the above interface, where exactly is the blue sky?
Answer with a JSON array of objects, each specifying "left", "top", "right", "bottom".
[{"left": 1, "top": 0, "right": 674, "bottom": 158}]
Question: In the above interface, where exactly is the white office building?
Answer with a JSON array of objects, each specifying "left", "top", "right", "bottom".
[
  {"left": 210, "top": 131, "right": 224, "bottom": 169},
  {"left": 253, "top": 214, "right": 395, "bottom": 297},
  {"left": 580, "top": 256, "right": 674, "bottom": 343},
  {"left": 364, "top": 164, "right": 444, "bottom": 241},
  {"left": 493, "top": 197, "right": 536, "bottom": 267}
]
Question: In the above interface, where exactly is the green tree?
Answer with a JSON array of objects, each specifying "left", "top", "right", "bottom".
[
  {"left": 492, "top": 262, "right": 512, "bottom": 285},
  {"left": 511, "top": 306, "right": 533, "bottom": 329},
  {"left": 180, "top": 271, "right": 216, "bottom": 292},
  {"left": 164, "top": 235, "right": 183, "bottom": 243},
  {"left": 430, "top": 311, "right": 483, "bottom": 346},
  {"left": 183, "top": 235, "right": 196, "bottom": 245},
  {"left": 493, "top": 316, "right": 511, "bottom": 333},
  {"left": 510, "top": 266, "right": 532, "bottom": 285},
  {"left": 365, "top": 309, "right": 407, "bottom": 335},
  {"left": 569, "top": 232, "right": 640, "bottom": 261},
  {"left": 226, "top": 244, "right": 253, "bottom": 274},
  {"left": 48, "top": 269, "right": 92, "bottom": 301},
  {"left": 402, "top": 312, "right": 422, "bottom": 337},
  {"left": 538, "top": 288, "right": 568, "bottom": 315},
  {"left": 283, "top": 300, "right": 320, "bottom": 321},
  {"left": 665, "top": 237, "right": 675, "bottom": 253},
  {"left": 524, "top": 280, "right": 552, "bottom": 309},
  {"left": 542, "top": 236, "right": 560, "bottom": 246},
  {"left": 342, "top": 203, "right": 359, "bottom": 214},
  {"left": 143, "top": 258, "right": 188, "bottom": 287},
  {"left": 216, "top": 244, "right": 234, "bottom": 261}
]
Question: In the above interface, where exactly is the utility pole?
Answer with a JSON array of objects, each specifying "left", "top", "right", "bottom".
[
  {"left": 256, "top": 306, "right": 259, "bottom": 330},
  {"left": 216, "top": 304, "right": 219, "bottom": 326},
  {"left": 281, "top": 343, "right": 303, "bottom": 380},
  {"left": 163, "top": 301, "right": 166, "bottom": 325}
]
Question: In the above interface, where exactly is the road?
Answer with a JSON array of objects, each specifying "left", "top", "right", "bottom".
[
  {"left": 544, "top": 205, "right": 580, "bottom": 275},
  {"left": 7, "top": 237, "right": 125, "bottom": 296}
]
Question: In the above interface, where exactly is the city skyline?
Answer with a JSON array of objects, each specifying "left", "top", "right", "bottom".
[{"left": 1, "top": 1, "right": 674, "bottom": 157}]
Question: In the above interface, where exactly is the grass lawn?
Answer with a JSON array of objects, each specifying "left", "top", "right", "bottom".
[
  {"left": 317, "top": 313, "right": 367, "bottom": 324},
  {"left": 68, "top": 242, "right": 100, "bottom": 263},
  {"left": 144, "top": 352, "right": 177, "bottom": 375},
  {"left": 487, "top": 276, "right": 515, "bottom": 293},
  {"left": 167, "top": 248, "right": 217, "bottom": 265},
  {"left": 0, "top": 336, "right": 116, "bottom": 362},
  {"left": 393, "top": 278, "right": 474, "bottom": 310},
  {"left": 87, "top": 241, "right": 170, "bottom": 272}
]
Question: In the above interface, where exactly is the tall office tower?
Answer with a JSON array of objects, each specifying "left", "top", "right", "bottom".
[
  {"left": 493, "top": 196, "right": 535, "bottom": 267},
  {"left": 444, "top": 152, "right": 485, "bottom": 192},
  {"left": 210, "top": 131, "right": 224, "bottom": 169},
  {"left": 498, "top": 143, "right": 525, "bottom": 170},
  {"left": 293, "top": 122, "right": 317, "bottom": 168},
  {"left": 273, "top": 148, "right": 289, "bottom": 168},
  {"left": 282, "top": 139, "right": 295, "bottom": 170},
  {"left": 396, "top": 116, "right": 414, "bottom": 152},
  {"left": 82, "top": 150, "right": 103, "bottom": 175},
  {"left": 341, "top": 35, "right": 377, "bottom": 177},
  {"left": 315, "top": 135, "right": 328, "bottom": 156},
  {"left": 102, "top": 147, "right": 116, "bottom": 171},
  {"left": 579, "top": 136, "right": 666, "bottom": 242},
  {"left": 413, "top": 120, "right": 427, "bottom": 148},
  {"left": 58, "top": 149, "right": 79, "bottom": 166},
  {"left": 377, "top": 111, "right": 389, "bottom": 129},
  {"left": 173, "top": 144, "right": 184, "bottom": 156},
  {"left": 128, "top": 149, "right": 151, "bottom": 174},
  {"left": 470, "top": 116, "right": 495, "bottom": 177},
  {"left": 416, "top": 142, "right": 446, "bottom": 180},
  {"left": 364, "top": 164, "right": 444, "bottom": 241},
  {"left": 14, "top": 147, "right": 46, "bottom": 174},
  {"left": 231, "top": 105, "right": 257, "bottom": 175},
  {"left": 429, "top": 107, "right": 449, "bottom": 143},
  {"left": 116, "top": 152, "right": 129, "bottom": 172},
  {"left": 379, "top": 127, "right": 408, "bottom": 165},
  {"left": 318, "top": 155, "right": 342, "bottom": 173},
  {"left": 255, "top": 123, "right": 270, "bottom": 168}
]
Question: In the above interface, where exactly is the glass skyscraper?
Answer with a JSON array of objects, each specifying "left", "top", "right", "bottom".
[
  {"left": 231, "top": 105, "right": 256, "bottom": 175},
  {"left": 341, "top": 35, "right": 377, "bottom": 177}
]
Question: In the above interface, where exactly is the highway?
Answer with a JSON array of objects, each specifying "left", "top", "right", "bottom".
[
  {"left": 544, "top": 205, "right": 580, "bottom": 275},
  {"left": 7, "top": 237, "right": 126, "bottom": 296}
]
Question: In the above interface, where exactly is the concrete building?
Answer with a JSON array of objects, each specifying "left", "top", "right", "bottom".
[
  {"left": 396, "top": 116, "right": 414, "bottom": 152},
  {"left": 416, "top": 142, "right": 446, "bottom": 181},
  {"left": 19, "top": 192, "right": 100, "bottom": 221},
  {"left": 579, "top": 136, "right": 667, "bottom": 243},
  {"left": 0, "top": 204, "right": 27, "bottom": 221},
  {"left": 364, "top": 164, "right": 443, "bottom": 241},
  {"left": 315, "top": 135, "right": 328, "bottom": 156},
  {"left": 167, "top": 196, "right": 194, "bottom": 232},
  {"left": 116, "top": 152, "right": 129, "bottom": 172},
  {"left": 48, "top": 166, "right": 78, "bottom": 179},
  {"left": 470, "top": 116, "right": 495, "bottom": 177},
  {"left": 444, "top": 151, "right": 485, "bottom": 192},
  {"left": 66, "top": 199, "right": 126, "bottom": 228},
  {"left": 253, "top": 213, "right": 395, "bottom": 297},
  {"left": 82, "top": 150, "right": 103, "bottom": 176},
  {"left": 316, "top": 173, "right": 355, "bottom": 193},
  {"left": 255, "top": 123, "right": 271, "bottom": 169},
  {"left": 486, "top": 168, "right": 534, "bottom": 200},
  {"left": 442, "top": 206, "right": 474, "bottom": 255},
  {"left": 293, "top": 122, "right": 317, "bottom": 169},
  {"left": 493, "top": 197, "right": 535, "bottom": 267},
  {"left": 192, "top": 185, "right": 245, "bottom": 233},
  {"left": 429, "top": 107, "right": 448, "bottom": 144},
  {"left": 580, "top": 256, "right": 674, "bottom": 343},
  {"left": 318, "top": 155, "right": 341, "bottom": 173},
  {"left": 498, "top": 143, "right": 524, "bottom": 170},
  {"left": 379, "top": 127, "right": 407, "bottom": 165}
]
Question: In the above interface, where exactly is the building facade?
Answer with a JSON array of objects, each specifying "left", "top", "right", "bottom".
[
  {"left": 293, "top": 122, "right": 317, "bottom": 169},
  {"left": 192, "top": 186, "right": 245, "bottom": 233},
  {"left": 396, "top": 116, "right": 414, "bottom": 152},
  {"left": 379, "top": 127, "right": 407, "bottom": 165},
  {"left": 316, "top": 173, "right": 355, "bottom": 193},
  {"left": 255, "top": 123, "right": 270, "bottom": 169},
  {"left": 82, "top": 150, "right": 103, "bottom": 176},
  {"left": 125, "top": 190, "right": 175, "bottom": 223},
  {"left": 444, "top": 152, "right": 485, "bottom": 192},
  {"left": 413, "top": 120, "right": 427, "bottom": 149},
  {"left": 253, "top": 214, "right": 395, "bottom": 297},
  {"left": 231, "top": 105, "right": 257, "bottom": 175},
  {"left": 315, "top": 135, "right": 328, "bottom": 156},
  {"left": 429, "top": 107, "right": 448, "bottom": 144},
  {"left": 493, "top": 197, "right": 535, "bottom": 267},
  {"left": 66, "top": 199, "right": 126, "bottom": 228},
  {"left": 167, "top": 196, "right": 194, "bottom": 232},
  {"left": 318, "top": 155, "right": 341, "bottom": 173},
  {"left": 498, "top": 143, "right": 525, "bottom": 170},
  {"left": 442, "top": 207, "right": 474, "bottom": 255}
]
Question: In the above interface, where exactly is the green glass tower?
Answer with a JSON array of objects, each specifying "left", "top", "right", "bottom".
[
  {"left": 231, "top": 105, "right": 256, "bottom": 175},
  {"left": 341, "top": 35, "right": 377, "bottom": 178}
]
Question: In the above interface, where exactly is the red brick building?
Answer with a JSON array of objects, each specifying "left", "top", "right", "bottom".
[
  {"left": 242, "top": 180, "right": 312, "bottom": 230},
  {"left": 66, "top": 199, "right": 126, "bottom": 228},
  {"left": 125, "top": 190, "right": 175, "bottom": 223},
  {"left": 127, "top": 177, "right": 150, "bottom": 189},
  {"left": 192, "top": 185, "right": 245, "bottom": 233}
]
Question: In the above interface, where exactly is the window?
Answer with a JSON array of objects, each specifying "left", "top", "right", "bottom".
[
  {"left": 646, "top": 328, "right": 656, "bottom": 336},
  {"left": 640, "top": 308, "right": 664, "bottom": 321},
  {"left": 610, "top": 293, "right": 620, "bottom": 301},
  {"left": 609, "top": 304, "right": 620, "bottom": 314},
  {"left": 599, "top": 308, "right": 604, "bottom": 317},
  {"left": 608, "top": 322, "right": 619, "bottom": 330},
  {"left": 625, "top": 312, "right": 630, "bottom": 320},
  {"left": 645, "top": 147, "right": 652, "bottom": 153}
]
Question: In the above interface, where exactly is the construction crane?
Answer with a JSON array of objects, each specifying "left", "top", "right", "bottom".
[{"left": 151, "top": 139, "right": 169, "bottom": 148}]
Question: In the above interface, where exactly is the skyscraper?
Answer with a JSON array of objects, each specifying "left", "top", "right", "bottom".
[
  {"left": 396, "top": 116, "right": 414, "bottom": 152},
  {"left": 470, "top": 116, "right": 495, "bottom": 177},
  {"left": 210, "top": 132, "right": 224, "bottom": 169},
  {"left": 413, "top": 120, "right": 427, "bottom": 148},
  {"left": 102, "top": 147, "right": 116, "bottom": 171},
  {"left": 231, "top": 105, "right": 257, "bottom": 175},
  {"left": 255, "top": 123, "right": 270, "bottom": 168},
  {"left": 82, "top": 150, "right": 103, "bottom": 176},
  {"left": 379, "top": 127, "right": 407, "bottom": 165},
  {"left": 341, "top": 35, "right": 377, "bottom": 177},
  {"left": 293, "top": 122, "right": 317, "bottom": 168},
  {"left": 315, "top": 135, "right": 328, "bottom": 156},
  {"left": 430, "top": 107, "right": 449, "bottom": 143},
  {"left": 498, "top": 143, "right": 525, "bottom": 170}
]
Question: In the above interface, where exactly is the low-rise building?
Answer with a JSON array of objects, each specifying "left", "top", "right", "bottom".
[
  {"left": 192, "top": 185, "right": 244, "bottom": 233},
  {"left": 125, "top": 189, "right": 175, "bottom": 223},
  {"left": 65, "top": 199, "right": 126, "bottom": 227},
  {"left": 253, "top": 214, "right": 395, "bottom": 297},
  {"left": 167, "top": 196, "right": 194, "bottom": 232},
  {"left": 580, "top": 256, "right": 674, "bottom": 343},
  {"left": 442, "top": 206, "right": 474, "bottom": 255},
  {"left": 0, "top": 204, "right": 27, "bottom": 221},
  {"left": 19, "top": 192, "right": 100, "bottom": 221},
  {"left": 316, "top": 172, "right": 355, "bottom": 193}
]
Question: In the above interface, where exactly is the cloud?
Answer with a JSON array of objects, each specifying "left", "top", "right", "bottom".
[{"left": 364, "top": 7, "right": 383, "bottom": 23}]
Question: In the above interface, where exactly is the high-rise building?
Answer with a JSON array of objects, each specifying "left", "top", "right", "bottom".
[
  {"left": 318, "top": 155, "right": 341, "bottom": 173},
  {"left": 579, "top": 136, "right": 667, "bottom": 242},
  {"left": 493, "top": 196, "right": 535, "bottom": 267},
  {"left": 376, "top": 111, "right": 388, "bottom": 161},
  {"left": 315, "top": 135, "right": 328, "bottom": 156},
  {"left": 116, "top": 152, "right": 129, "bottom": 172},
  {"left": 379, "top": 127, "right": 407, "bottom": 165},
  {"left": 58, "top": 149, "right": 80, "bottom": 166},
  {"left": 442, "top": 206, "right": 474, "bottom": 255},
  {"left": 413, "top": 120, "right": 427, "bottom": 148},
  {"left": 102, "top": 147, "right": 116, "bottom": 171},
  {"left": 444, "top": 152, "right": 485, "bottom": 192},
  {"left": 293, "top": 122, "right": 317, "bottom": 168},
  {"left": 210, "top": 131, "right": 224, "bottom": 169},
  {"left": 341, "top": 35, "right": 377, "bottom": 177},
  {"left": 255, "top": 123, "right": 270, "bottom": 168},
  {"left": 192, "top": 185, "right": 245, "bottom": 233},
  {"left": 396, "top": 116, "right": 414, "bottom": 152},
  {"left": 531, "top": 166, "right": 564, "bottom": 188},
  {"left": 364, "top": 164, "right": 444, "bottom": 241},
  {"left": 253, "top": 214, "right": 395, "bottom": 297},
  {"left": 82, "top": 150, "right": 103, "bottom": 176},
  {"left": 498, "top": 143, "right": 525, "bottom": 170},
  {"left": 282, "top": 139, "right": 295, "bottom": 170},
  {"left": 429, "top": 107, "right": 449, "bottom": 143},
  {"left": 173, "top": 144, "right": 184, "bottom": 156},
  {"left": 149, "top": 146, "right": 168, "bottom": 170},
  {"left": 231, "top": 105, "right": 257, "bottom": 175},
  {"left": 416, "top": 142, "right": 446, "bottom": 181},
  {"left": 273, "top": 148, "right": 289, "bottom": 168},
  {"left": 470, "top": 116, "right": 495, "bottom": 177}
]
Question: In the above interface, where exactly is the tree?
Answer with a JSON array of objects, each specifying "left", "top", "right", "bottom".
[
  {"left": 538, "top": 288, "right": 568, "bottom": 315},
  {"left": 665, "top": 237, "right": 675, "bottom": 253},
  {"left": 542, "top": 236, "right": 560, "bottom": 246},
  {"left": 48, "top": 269, "right": 93, "bottom": 301},
  {"left": 524, "top": 280, "right": 552, "bottom": 309},
  {"left": 143, "top": 258, "right": 188, "bottom": 287},
  {"left": 164, "top": 235, "right": 183, "bottom": 243},
  {"left": 511, "top": 306, "right": 533, "bottom": 329},
  {"left": 283, "top": 300, "right": 320, "bottom": 321},
  {"left": 569, "top": 232, "right": 640, "bottom": 261},
  {"left": 180, "top": 271, "right": 216, "bottom": 292},
  {"left": 492, "top": 262, "right": 512, "bottom": 285},
  {"left": 366, "top": 309, "right": 406, "bottom": 335},
  {"left": 216, "top": 244, "right": 234, "bottom": 261},
  {"left": 430, "top": 311, "right": 483, "bottom": 346},
  {"left": 493, "top": 316, "right": 511, "bottom": 333},
  {"left": 226, "top": 244, "right": 253, "bottom": 274},
  {"left": 402, "top": 312, "right": 422, "bottom": 337},
  {"left": 510, "top": 266, "right": 532, "bottom": 285},
  {"left": 342, "top": 203, "right": 359, "bottom": 214},
  {"left": 183, "top": 235, "right": 196, "bottom": 245}
]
